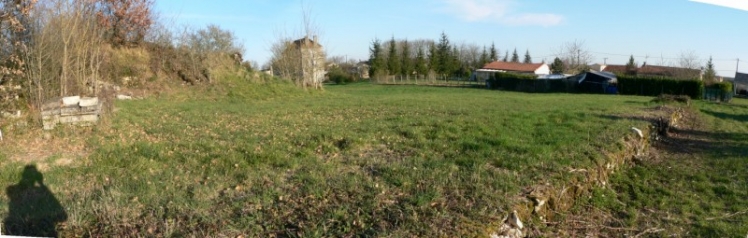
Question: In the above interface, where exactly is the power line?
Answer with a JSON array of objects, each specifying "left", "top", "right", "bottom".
[{"left": 589, "top": 51, "right": 737, "bottom": 62}]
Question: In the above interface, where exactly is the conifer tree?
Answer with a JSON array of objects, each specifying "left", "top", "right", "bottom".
[
  {"left": 490, "top": 42, "right": 498, "bottom": 62},
  {"left": 369, "top": 38, "right": 386, "bottom": 77},
  {"left": 415, "top": 46, "right": 428, "bottom": 76},
  {"left": 401, "top": 39, "right": 413, "bottom": 76},
  {"left": 523, "top": 49, "right": 532, "bottom": 63},
  {"left": 479, "top": 46, "right": 489, "bottom": 66},
  {"left": 704, "top": 56, "right": 717, "bottom": 83},
  {"left": 550, "top": 57, "right": 565, "bottom": 74},
  {"left": 625, "top": 55, "right": 637, "bottom": 75},
  {"left": 387, "top": 37, "right": 400, "bottom": 75}
]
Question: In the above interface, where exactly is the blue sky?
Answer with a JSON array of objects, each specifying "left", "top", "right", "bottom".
[{"left": 156, "top": 0, "right": 748, "bottom": 77}]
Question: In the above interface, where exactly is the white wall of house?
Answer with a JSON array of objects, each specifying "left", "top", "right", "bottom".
[{"left": 534, "top": 64, "right": 550, "bottom": 75}]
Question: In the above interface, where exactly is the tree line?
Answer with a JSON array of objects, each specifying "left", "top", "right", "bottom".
[
  {"left": 368, "top": 32, "right": 535, "bottom": 80},
  {"left": 0, "top": 0, "right": 247, "bottom": 114}
]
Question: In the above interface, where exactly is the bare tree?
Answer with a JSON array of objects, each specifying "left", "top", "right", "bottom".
[
  {"left": 24, "top": 0, "right": 106, "bottom": 108},
  {"left": 556, "top": 40, "right": 593, "bottom": 74},
  {"left": 674, "top": 50, "right": 701, "bottom": 79},
  {"left": 677, "top": 50, "right": 701, "bottom": 70}
]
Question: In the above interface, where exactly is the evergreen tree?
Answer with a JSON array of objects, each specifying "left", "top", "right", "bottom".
[
  {"left": 511, "top": 48, "right": 520, "bottom": 63},
  {"left": 503, "top": 50, "right": 509, "bottom": 62},
  {"left": 625, "top": 55, "right": 637, "bottom": 75},
  {"left": 428, "top": 43, "right": 438, "bottom": 74},
  {"left": 369, "top": 38, "right": 386, "bottom": 77},
  {"left": 523, "top": 49, "right": 532, "bottom": 64},
  {"left": 489, "top": 42, "right": 498, "bottom": 62},
  {"left": 479, "top": 46, "right": 489, "bottom": 67},
  {"left": 401, "top": 39, "right": 413, "bottom": 76},
  {"left": 550, "top": 57, "right": 565, "bottom": 74},
  {"left": 451, "top": 46, "right": 462, "bottom": 77},
  {"left": 436, "top": 32, "right": 453, "bottom": 76},
  {"left": 415, "top": 46, "right": 428, "bottom": 76},
  {"left": 704, "top": 56, "right": 717, "bottom": 83},
  {"left": 387, "top": 37, "right": 400, "bottom": 75}
]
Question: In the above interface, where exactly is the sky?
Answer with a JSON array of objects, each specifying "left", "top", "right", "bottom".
[{"left": 155, "top": 0, "right": 748, "bottom": 77}]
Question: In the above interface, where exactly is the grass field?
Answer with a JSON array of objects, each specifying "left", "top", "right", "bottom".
[
  {"left": 0, "top": 79, "right": 745, "bottom": 236},
  {"left": 572, "top": 98, "right": 748, "bottom": 237}
]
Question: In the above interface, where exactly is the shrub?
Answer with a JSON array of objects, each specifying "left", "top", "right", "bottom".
[
  {"left": 705, "top": 82, "right": 733, "bottom": 102},
  {"left": 327, "top": 67, "right": 355, "bottom": 84}
]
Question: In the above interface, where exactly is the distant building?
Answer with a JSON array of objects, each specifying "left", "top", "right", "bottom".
[
  {"left": 735, "top": 72, "right": 748, "bottom": 94},
  {"left": 356, "top": 62, "right": 370, "bottom": 79},
  {"left": 476, "top": 61, "right": 550, "bottom": 80},
  {"left": 637, "top": 64, "right": 701, "bottom": 79},
  {"left": 292, "top": 36, "right": 326, "bottom": 89},
  {"left": 592, "top": 63, "right": 701, "bottom": 79}
]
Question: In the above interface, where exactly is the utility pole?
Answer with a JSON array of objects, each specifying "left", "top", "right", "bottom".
[
  {"left": 737, "top": 58, "right": 740, "bottom": 74},
  {"left": 603, "top": 57, "right": 608, "bottom": 65}
]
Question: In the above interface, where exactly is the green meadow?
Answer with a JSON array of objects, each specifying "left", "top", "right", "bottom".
[{"left": 1, "top": 79, "right": 746, "bottom": 237}]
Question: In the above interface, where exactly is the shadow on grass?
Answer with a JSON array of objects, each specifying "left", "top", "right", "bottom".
[
  {"left": 377, "top": 82, "right": 488, "bottom": 90},
  {"left": 596, "top": 114, "right": 654, "bottom": 124},
  {"left": 659, "top": 127, "right": 748, "bottom": 157},
  {"left": 3, "top": 165, "right": 67, "bottom": 237},
  {"left": 700, "top": 109, "right": 748, "bottom": 123}
]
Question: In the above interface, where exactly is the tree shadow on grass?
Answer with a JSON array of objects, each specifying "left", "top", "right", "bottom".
[
  {"left": 700, "top": 109, "right": 748, "bottom": 123},
  {"left": 659, "top": 127, "right": 748, "bottom": 157},
  {"left": 3, "top": 165, "right": 67, "bottom": 237}
]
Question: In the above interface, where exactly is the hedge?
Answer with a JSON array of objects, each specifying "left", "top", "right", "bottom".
[
  {"left": 487, "top": 72, "right": 571, "bottom": 93},
  {"left": 617, "top": 75, "right": 704, "bottom": 99},
  {"left": 704, "top": 82, "right": 733, "bottom": 102}
]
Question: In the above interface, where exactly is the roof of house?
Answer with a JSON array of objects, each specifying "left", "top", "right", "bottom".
[
  {"left": 638, "top": 65, "right": 700, "bottom": 77},
  {"left": 292, "top": 36, "right": 322, "bottom": 48},
  {"left": 602, "top": 65, "right": 628, "bottom": 74},
  {"left": 482, "top": 61, "right": 545, "bottom": 72},
  {"left": 577, "top": 71, "right": 617, "bottom": 84},
  {"left": 734, "top": 72, "right": 748, "bottom": 83}
]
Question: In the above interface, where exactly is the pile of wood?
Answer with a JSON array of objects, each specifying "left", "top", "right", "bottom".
[{"left": 42, "top": 96, "right": 101, "bottom": 130}]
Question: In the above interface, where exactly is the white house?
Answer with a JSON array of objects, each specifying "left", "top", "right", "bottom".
[{"left": 476, "top": 61, "right": 550, "bottom": 80}]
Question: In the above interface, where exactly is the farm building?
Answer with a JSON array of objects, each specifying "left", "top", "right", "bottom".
[{"left": 475, "top": 61, "right": 550, "bottom": 81}]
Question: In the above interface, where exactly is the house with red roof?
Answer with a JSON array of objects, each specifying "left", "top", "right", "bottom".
[{"left": 475, "top": 61, "right": 550, "bottom": 80}]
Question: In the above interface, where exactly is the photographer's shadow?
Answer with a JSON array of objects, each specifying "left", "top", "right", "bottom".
[{"left": 3, "top": 165, "right": 67, "bottom": 237}]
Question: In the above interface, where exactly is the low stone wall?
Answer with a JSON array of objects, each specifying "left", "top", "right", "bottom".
[{"left": 42, "top": 96, "right": 101, "bottom": 130}]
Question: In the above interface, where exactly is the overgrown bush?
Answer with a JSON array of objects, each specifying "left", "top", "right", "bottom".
[
  {"left": 617, "top": 75, "right": 704, "bottom": 99},
  {"left": 327, "top": 67, "right": 355, "bottom": 84}
]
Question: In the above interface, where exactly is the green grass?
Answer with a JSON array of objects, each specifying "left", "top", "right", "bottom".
[
  {"left": 578, "top": 99, "right": 748, "bottom": 237},
  {"left": 0, "top": 80, "right": 696, "bottom": 236}
]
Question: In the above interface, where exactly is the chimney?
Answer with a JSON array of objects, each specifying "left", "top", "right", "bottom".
[{"left": 313, "top": 35, "right": 318, "bottom": 43}]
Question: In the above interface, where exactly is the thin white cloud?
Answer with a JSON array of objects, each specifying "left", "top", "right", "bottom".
[
  {"left": 503, "top": 13, "right": 565, "bottom": 27},
  {"left": 440, "top": 0, "right": 564, "bottom": 26},
  {"left": 690, "top": 0, "right": 748, "bottom": 11}
]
